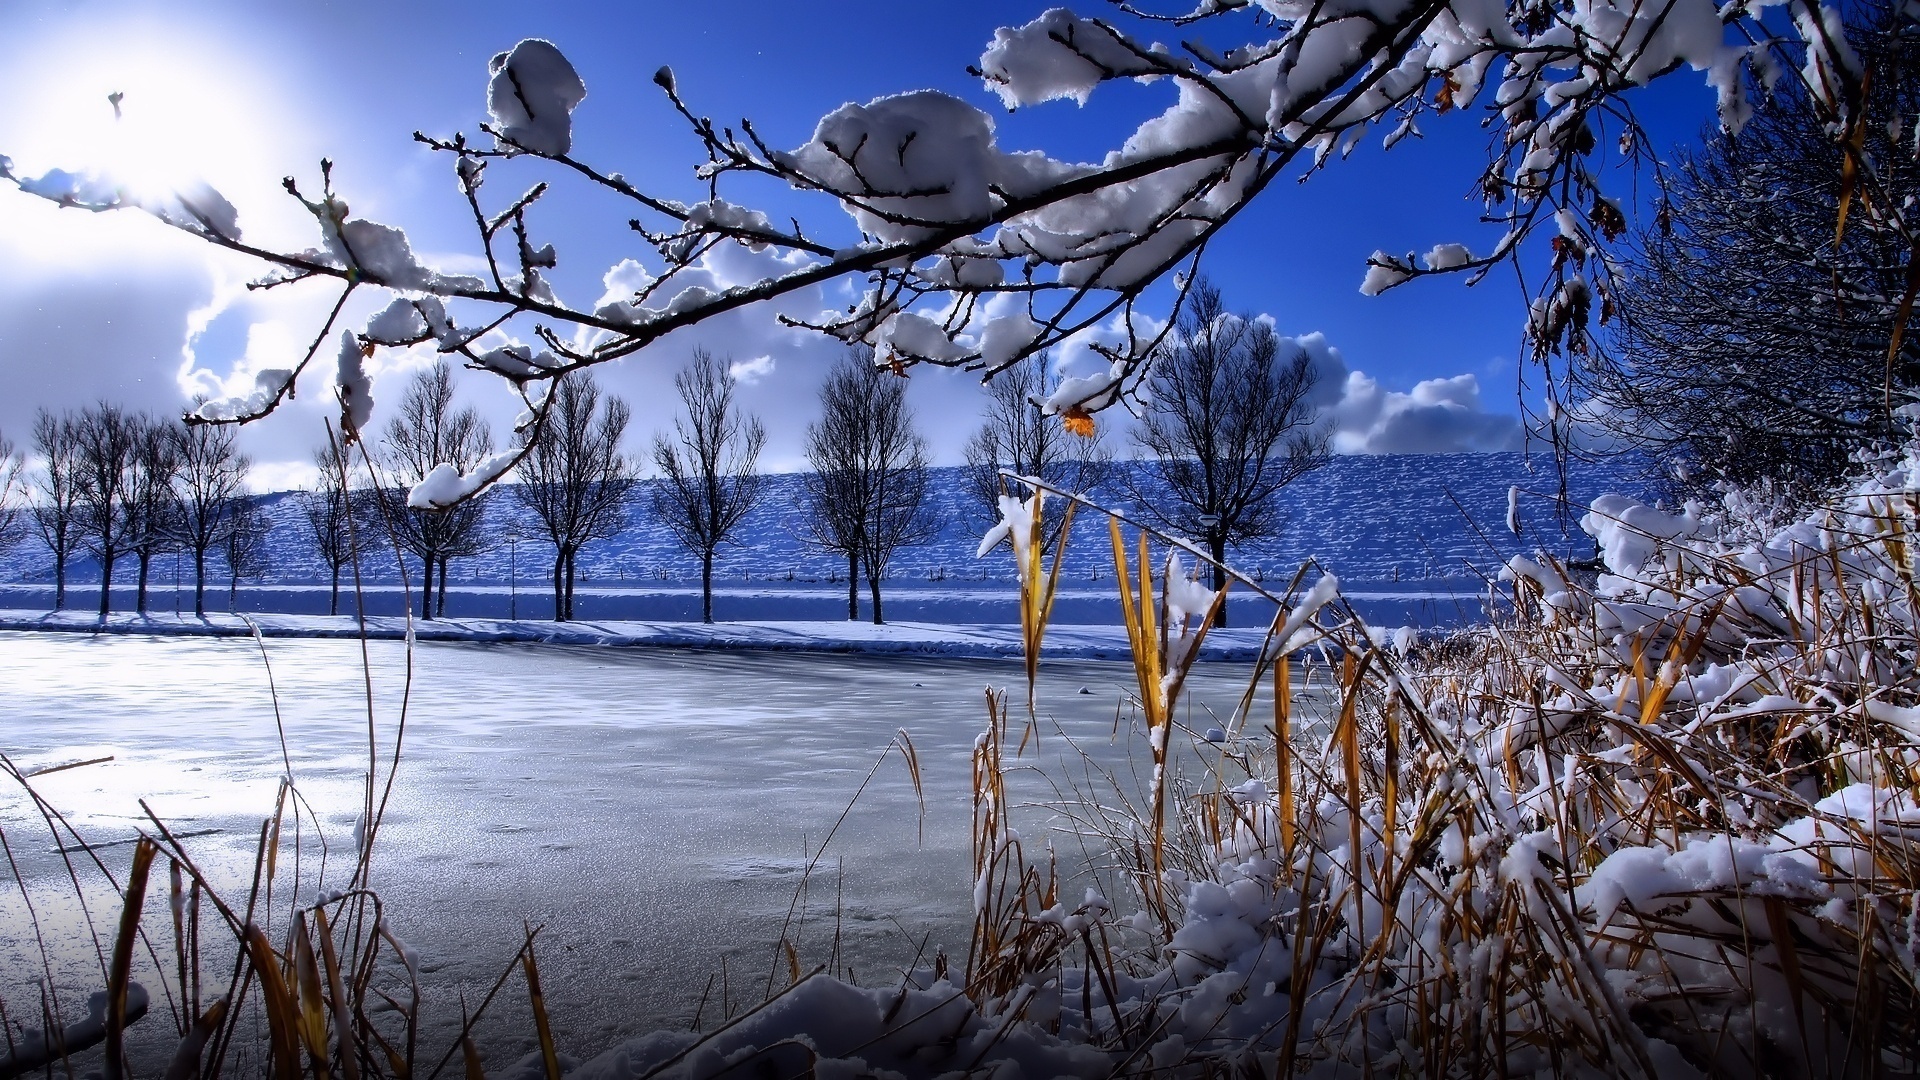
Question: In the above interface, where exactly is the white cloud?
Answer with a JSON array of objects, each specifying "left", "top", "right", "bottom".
[
  {"left": 728, "top": 355, "right": 776, "bottom": 384},
  {"left": 1328, "top": 370, "right": 1521, "bottom": 454},
  {"left": 1270, "top": 331, "right": 1523, "bottom": 454}
]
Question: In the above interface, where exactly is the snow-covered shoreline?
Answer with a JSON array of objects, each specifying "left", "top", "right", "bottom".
[{"left": 0, "top": 608, "right": 1282, "bottom": 661}]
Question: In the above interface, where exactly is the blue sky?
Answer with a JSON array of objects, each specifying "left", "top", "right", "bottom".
[{"left": 0, "top": 0, "right": 1721, "bottom": 487}]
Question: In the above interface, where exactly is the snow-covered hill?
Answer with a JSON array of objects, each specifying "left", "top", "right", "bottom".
[{"left": 4, "top": 452, "right": 1646, "bottom": 594}]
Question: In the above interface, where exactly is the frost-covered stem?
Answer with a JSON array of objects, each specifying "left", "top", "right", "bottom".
[
  {"left": 701, "top": 549, "right": 714, "bottom": 624},
  {"left": 1006, "top": 471, "right": 1289, "bottom": 606},
  {"left": 847, "top": 552, "right": 858, "bottom": 621}
]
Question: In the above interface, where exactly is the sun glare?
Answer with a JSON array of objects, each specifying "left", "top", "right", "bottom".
[{"left": 3, "top": 26, "right": 294, "bottom": 235}]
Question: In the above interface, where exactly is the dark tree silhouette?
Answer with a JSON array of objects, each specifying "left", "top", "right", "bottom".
[
  {"left": 73, "top": 403, "right": 141, "bottom": 617},
  {"left": 0, "top": 431, "right": 26, "bottom": 556},
  {"left": 376, "top": 362, "right": 494, "bottom": 619},
  {"left": 513, "top": 370, "right": 637, "bottom": 620},
  {"left": 1588, "top": 3, "right": 1920, "bottom": 498},
  {"left": 1131, "top": 279, "right": 1330, "bottom": 627},
  {"left": 299, "top": 437, "right": 365, "bottom": 617},
  {"left": 221, "top": 497, "right": 272, "bottom": 613},
  {"left": 31, "top": 410, "right": 85, "bottom": 609},
  {"left": 651, "top": 349, "right": 766, "bottom": 624},
  {"left": 802, "top": 345, "right": 936, "bottom": 622},
  {"left": 800, "top": 348, "right": 939, "bottom": 624},
  {"left": 125, "top": 417, "right": 183, "bottom": 614},
  {"left": 167, "top": 419, "right": 250, "bottom": 617}
]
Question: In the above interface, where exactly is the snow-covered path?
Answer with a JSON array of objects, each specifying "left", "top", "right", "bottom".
[{"left": 0, "top": 632, "right": 1300, "bottom": 1066}]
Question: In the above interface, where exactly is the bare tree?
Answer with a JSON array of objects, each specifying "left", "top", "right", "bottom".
[
  {"left": 799, "top": 349, "right": 937, "bottom": 625},
  {"left": 651, "top": 349, "right": 765, "bottom": 624},
  {"left": 513, "top": 370, "right": 637, "bottom": 620},
  {"left": 299, "top": 437, "right": 365, "bottom": 617},
  {"left": 72, "top": 403, "right": 141, "bottom": 617},
  {"left": 796, "top": 444, "right": 866, "bottom": 622},
  {"left": 376, "top": 362, "right": 495, "bottom": 619},
  {"left": 0, "top": 432, "right": 27, "bottom": 556},
  {"left": 31, "top": 410, "right": 84, "bottom": 609},
  {"left": 163, "top": 420, "right": 253, "bottom": 617},
  {"left": 963, "top": 349, "right": 1111, "bottom": 544},
  {"left": 1584, "top": 2, "right": 1920, "bottom": 498},
  {"left": 124, "top": 417, "right": 183, "bottom": 614},
  {"left": 221, "top": 496, "right": 273, "bottom": 613},
  {"left": 1131, "top": 279, "right": 1330, "bottom": 627}
]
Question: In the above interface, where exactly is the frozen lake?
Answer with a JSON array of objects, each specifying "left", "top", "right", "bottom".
[{"left": 0, "top": 631, "right": 1303, "bottom": 1067}]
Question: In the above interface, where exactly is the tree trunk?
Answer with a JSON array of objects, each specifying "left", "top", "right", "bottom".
[
  {"left": 419, "top": 557, "right": 435, "bottom": 621},
  {"left": 846, "top": 551, "right": 859, "bottom": 620},
  {"left": 329, "top": 564, "right": 340, "bottom": 617},
  {"left": 868, "top": 570, "right": 884, "bottom": 626},
  {"left": 564, "top": 549, "right": 577, "bottom": 621},
  {"left": 437, "top": 558, "right": 450, "bottom": 618},
  {"left": 701, "top": 549, "right": 714, "bottom": 624},
  {"left": 228, "top": 571, "right": 239, "bottom": 613},
  {"left": 193, "top": 549, "right": 208, "bottom": 618},
  {"left": 98, "top": 551, "right": 115, "bottom": 617},
  {"left": 136, "top": 552, "right": 151, "bottom": 614},
  {"left": 1209, "top": 533, "right": 1228, "bottom": 629},
  {"left": 53, "top": 551, "right": 66, "bottom": 610},
  {"left": 552, "top": 550, "right": 567, "bottom": 621}
]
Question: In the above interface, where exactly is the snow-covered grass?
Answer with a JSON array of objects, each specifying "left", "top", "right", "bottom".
[{"left": 537, "top": 455, "right": 1920, "bottom": 1075}]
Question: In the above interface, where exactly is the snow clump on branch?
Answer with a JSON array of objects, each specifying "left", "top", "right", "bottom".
[{"left": 486, "top": 39, "right": 587, "bottom": 156}]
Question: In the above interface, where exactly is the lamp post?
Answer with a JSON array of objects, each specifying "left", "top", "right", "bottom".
[
  {"left": 504, "top": 525, "right": 521, "bottom": 621},
  {"left": 1197, "top": 512, "right": 1223, "bottom": 594},
  {"left": 1197, "top": 513, "right": 1221, "bottom": 550}
]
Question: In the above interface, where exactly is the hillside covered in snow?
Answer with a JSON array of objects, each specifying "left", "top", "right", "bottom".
[{"left": 0, "top": 453, "right": 1656, "bottom": 628}]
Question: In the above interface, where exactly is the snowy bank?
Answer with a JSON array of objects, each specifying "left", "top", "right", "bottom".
[{"left": 0, "top": 608, "right": 1280, "bottom": 661}]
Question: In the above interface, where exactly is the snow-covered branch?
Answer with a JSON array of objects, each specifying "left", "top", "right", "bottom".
[{"left": 2, "top": 0, "right": 1884, "bottom": 507}]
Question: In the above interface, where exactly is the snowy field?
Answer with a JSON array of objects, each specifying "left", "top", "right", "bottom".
[{"left": 0, "top": 631, "right": 1318, "bottom": 1067}]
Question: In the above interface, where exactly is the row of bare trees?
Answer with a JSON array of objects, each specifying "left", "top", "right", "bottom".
[
  {"left": 1, "top": 277, "right": 1325, "bottom": 626},
  {"left": 23, "top": 406, "right": 270, "bottom": 617},
  {"left": 289, "top": 361, "right": 636, "bottom": 622},
  {"left": 963, "top": 278, "right": 1330, "bottom": 627}
]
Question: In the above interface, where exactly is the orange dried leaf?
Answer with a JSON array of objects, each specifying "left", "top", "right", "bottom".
[{"left": 1061, "top": 407, "right": 1096, "bottom": 438}]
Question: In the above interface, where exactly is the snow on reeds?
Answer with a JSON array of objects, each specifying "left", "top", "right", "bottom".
[{"left": 8, "top": 443, "right": 1920, "bottom": 1077}]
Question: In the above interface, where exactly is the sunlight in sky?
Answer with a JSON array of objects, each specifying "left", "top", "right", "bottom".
[{"left": 1, "top": 20, "right": 311, "bottom": 259}]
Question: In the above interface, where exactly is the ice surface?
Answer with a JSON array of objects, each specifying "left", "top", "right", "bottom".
[{"left": 0, "top": 633, "right": 1281, "bottom": 1067}]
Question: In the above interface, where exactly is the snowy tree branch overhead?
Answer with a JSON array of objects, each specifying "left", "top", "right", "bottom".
[{"left": 0, "top": 1, "right": 1882, "bottom": 505}]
